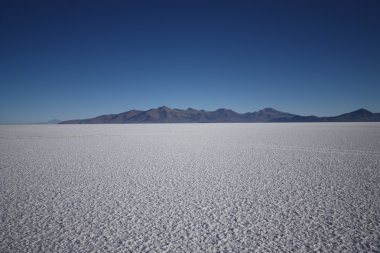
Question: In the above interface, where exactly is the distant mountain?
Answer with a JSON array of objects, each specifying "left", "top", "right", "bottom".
[
  {"left": 243, "top": 108, "right": 295, "bottom": 122},
  {"left": 275, "top": 108, "right": 380, "bottom": 122},
  {"left": 60, "top": 107, "right": 380, "bottom": 124},
  {"left": 326, "top": 108, "right": 380, "bottom": 122}
]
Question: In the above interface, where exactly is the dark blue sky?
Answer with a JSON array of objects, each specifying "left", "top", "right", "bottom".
[{"left": 1, "top": 0, "right": 379, "bottom": 123}]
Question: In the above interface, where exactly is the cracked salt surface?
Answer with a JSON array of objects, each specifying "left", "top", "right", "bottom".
[{"left": 1, "top": 123, "right": 380, "bottom": 252}]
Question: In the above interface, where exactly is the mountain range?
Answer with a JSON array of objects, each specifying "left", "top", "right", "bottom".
[{"left": 59, "top": 107, "right": 380, "bottom": 124}]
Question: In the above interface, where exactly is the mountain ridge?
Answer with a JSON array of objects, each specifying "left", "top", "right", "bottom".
[{"left": 60, "top": 107, "right": 380, "bottom": 124}]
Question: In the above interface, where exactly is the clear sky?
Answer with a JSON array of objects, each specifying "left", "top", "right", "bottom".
[{"left": 1, "top": 0, "right": 379, "bottom": 123}]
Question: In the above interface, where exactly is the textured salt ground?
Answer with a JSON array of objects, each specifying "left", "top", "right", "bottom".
[{"left": 1, "top": 123, "right": 380, "bottom": 252}]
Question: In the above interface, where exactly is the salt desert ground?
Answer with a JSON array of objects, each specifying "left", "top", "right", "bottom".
[{"left": 1, "top": 123, "right": 380, "bottom": 252}]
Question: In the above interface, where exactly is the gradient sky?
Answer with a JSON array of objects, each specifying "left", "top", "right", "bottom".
[{"left": 1, "top": 0, "right": 379, "bottom": 123}]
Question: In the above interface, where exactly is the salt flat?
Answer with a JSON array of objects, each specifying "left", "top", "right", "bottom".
[{"left": 1, "top": 123, "right": 380, "bottom": 252}]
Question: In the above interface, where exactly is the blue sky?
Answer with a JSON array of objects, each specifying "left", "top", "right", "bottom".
[{"left": 1, "top": 0, "right": 379, "bottom": 123}]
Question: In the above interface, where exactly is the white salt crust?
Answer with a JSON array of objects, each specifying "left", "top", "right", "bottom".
[{"left": 1, "top": 123, "right": 380, "bottom": 252}]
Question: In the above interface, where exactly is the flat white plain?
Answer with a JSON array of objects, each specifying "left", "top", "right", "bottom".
[{"left": 1, "top": 123, "right": 380, "bottom": 252}]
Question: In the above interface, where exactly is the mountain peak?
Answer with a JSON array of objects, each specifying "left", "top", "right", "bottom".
[
  {"left": 258, "top": 108, "right": 278, "bottom": 113},
  {"left": 157, "top": 106, "right": 170, "bottom": 110},
  {"left": 351, "top": 108, "right": 372, "bottom": 114},
  {"left": 216, "top": 108, "right": 231, "bottom": 112}
]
